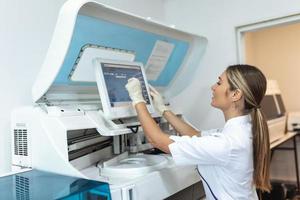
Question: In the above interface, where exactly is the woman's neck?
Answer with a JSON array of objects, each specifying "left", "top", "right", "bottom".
[{"left": 223, "top": 108, "right": 245, "bottom": 122}]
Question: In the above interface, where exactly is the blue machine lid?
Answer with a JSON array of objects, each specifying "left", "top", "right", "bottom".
[
  {"left": 32, "top": 0, "right": 207, "bottom": 105},
  {"left": 0, "top": 169, "right": 111, "bottom": 200}
]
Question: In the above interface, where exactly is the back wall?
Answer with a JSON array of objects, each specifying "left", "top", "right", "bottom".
[{"left": 245, "top": 22, "right": 300, "bottom": 112}]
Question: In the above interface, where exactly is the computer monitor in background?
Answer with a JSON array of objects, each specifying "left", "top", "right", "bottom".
[
  {"left": 275, "top": 94, "right": 286, "bottom": 117},
  {"left": 261, "top": 94, "right": 287, "bottom": 120},
  {"left": 260, "top": 95, "right": 279, "bottom": 121},
  {"left": 94, "top": 59, "right": 154, "bottom": 119}
]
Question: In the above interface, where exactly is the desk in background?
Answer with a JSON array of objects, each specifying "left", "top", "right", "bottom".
[{"left": 270, "top": 131, "right": 299, "bottom": 193}]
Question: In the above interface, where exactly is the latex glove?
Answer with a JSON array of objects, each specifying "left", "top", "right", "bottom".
[
  {"left": 125, "top": 78, "right": 146, "bottom": 106},
  {"left": 149, "top": 85, "right": 169, "bottom": 115}
]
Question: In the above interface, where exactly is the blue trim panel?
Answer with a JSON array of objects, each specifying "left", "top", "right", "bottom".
[{"left": 54, "top": 15, "right": 189, "bottom": 87}]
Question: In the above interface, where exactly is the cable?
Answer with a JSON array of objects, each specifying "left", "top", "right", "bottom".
[
  {"left": 154, "top": 117, "right": 161, "bottom": 124},
  {"left": 127, "top": 125, "right": 139, "bottom": 133}
]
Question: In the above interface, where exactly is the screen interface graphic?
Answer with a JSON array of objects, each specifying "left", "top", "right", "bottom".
[{"left": 102, "top": 63, "right": 150, "bottom": 107}]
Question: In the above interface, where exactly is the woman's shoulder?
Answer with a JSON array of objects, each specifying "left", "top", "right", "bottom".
[
  {"left": 223, "top": 120, "right": 252, "bottom": 135},
  {"left": 201, "top": 128, "right": 223, "bottom": 136}
]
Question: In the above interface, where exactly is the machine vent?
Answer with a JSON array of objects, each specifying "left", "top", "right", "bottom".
[
  {"left": 15, "top": 175, "right": 30, "bottom": 200},
  {"left": 14, "top": 129, "right": 28, "bottom": 156}
]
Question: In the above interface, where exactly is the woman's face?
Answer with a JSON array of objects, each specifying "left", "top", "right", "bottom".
[{"left": 210, "top": 71, "right": 233, "bottom": 110}]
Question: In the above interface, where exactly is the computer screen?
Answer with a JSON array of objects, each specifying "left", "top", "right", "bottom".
[
  {"left": 101, "top": 63, "right": 151, "bottom": 107},
  {"left": 260, "top": 95, "right": 279, "bottom": 120},
  {"left": 275, "top": 94, "right": 286, "bottom": 116},
  {"left": 94, "top": 59, "right": 154, "bottom": 119}
]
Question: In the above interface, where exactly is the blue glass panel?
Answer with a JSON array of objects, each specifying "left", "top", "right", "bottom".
[
  {"left": 0, "top": 170, "right": 111, "bottom": 200},
  {"left": 54, "top": 15, "right": 189, "bottom": 87}
]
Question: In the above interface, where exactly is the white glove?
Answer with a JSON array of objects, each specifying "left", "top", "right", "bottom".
[
  {"left": 149, "top": 85, "right": 169, "bottom": 115},
  {"left": 125, "top": 78, "right": 146, "bottom": 106}
]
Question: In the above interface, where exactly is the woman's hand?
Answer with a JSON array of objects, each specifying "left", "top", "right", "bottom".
[
  {"left": 125, "top": 78, "right": 146, "bottom": 106},
  {"left": 149, "top": 85, "right": 169, "bottom": 115},
  {"left": 125, "top": 78, "right": 173, "bottom": 153}
]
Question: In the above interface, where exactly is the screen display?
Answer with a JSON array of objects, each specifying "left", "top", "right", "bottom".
[
  {"left": 275, "top": 94, "right": 286, "bottom": 116},
  {"left": 260, "top": 95, "right": 279, "bottom": 120},
  {"left": 101, "top": 63, "right": 150, "bottom": 107}
]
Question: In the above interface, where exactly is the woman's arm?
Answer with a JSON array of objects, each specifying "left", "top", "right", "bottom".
[
  {"left": 125, "top": 78, "right": 191, "bottom": 153},
  {"left": 149, "top": 85, "right": 200, "bottom": 137},
  {"left": 163, "top": 110, "right": 200, "bottom": 137},
  {"left": 135, "top": 103, "right": 173, "bottom": 153}
]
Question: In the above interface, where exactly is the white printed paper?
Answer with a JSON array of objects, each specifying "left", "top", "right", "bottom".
[{"left": 145, "top": 40, "right": 174, "bottom": 80}]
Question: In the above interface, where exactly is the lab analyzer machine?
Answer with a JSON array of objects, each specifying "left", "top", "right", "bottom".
[{"left": 11, "top": 0, "right": 208, "bottom": 199}]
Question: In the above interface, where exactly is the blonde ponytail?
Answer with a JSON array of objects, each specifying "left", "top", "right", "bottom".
[
  {"left": 252, "top": 108, "right": 271, "bottom": 192},
  {"left": 226, "top": 65, "right": 271, "bottom": 192}
]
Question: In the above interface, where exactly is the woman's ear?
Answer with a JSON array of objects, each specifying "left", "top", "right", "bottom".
[{"left": 232, "top": 89, "right": 243, "bottom": 102}]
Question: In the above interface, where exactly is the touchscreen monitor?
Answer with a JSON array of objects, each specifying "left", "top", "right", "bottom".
[{"left": 94, "top": 59, "right": 154, "bottom": 119}]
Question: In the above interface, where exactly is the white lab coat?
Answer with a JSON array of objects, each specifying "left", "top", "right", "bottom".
[{"left": 168, "top": 115, "right": 258, "bottom": 200}]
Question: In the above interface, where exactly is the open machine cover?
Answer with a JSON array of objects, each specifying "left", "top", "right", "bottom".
[{"left": 32, "top": 0, "right": 207, "bottom": 106}]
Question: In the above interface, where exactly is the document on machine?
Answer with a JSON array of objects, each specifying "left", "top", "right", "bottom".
[{"left": 145, "top": 40, "right": 174, "bottom": 80}]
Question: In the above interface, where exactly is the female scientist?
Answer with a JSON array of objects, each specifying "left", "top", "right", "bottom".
[{"left": 125, "top": 64, "right": 270, "bottom": 199}]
